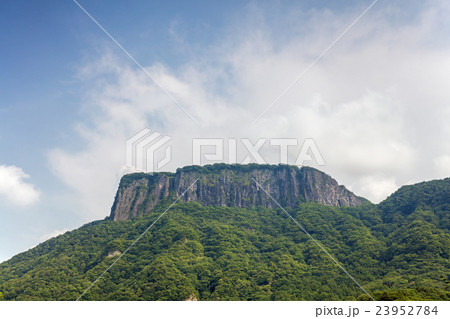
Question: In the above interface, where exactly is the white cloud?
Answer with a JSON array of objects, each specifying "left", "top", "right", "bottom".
[
  {"left": 39, "top": 229, "right": 69, "bottom": 242},
  {"left": 48, "top": 1, "right": 450, "bottom": 217},
  {"left": 351, "top": 176, "right": 399, "bottom": 204},
  {"left": 0, "top": 165, "right": 40, "bottom": 207},
  {"left": 434, "top": 155, "right": 450, "bottom": 177}
]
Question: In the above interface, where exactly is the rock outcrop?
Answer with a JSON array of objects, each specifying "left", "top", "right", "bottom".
[{"left": 110, "top": 164, "right": 367, "bottom": 221}]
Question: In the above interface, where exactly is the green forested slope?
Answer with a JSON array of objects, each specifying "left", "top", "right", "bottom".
[{"left": 0, "top": 179, "right": 449, "bottom": 301}]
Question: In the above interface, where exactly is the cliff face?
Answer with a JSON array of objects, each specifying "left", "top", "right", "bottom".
[{"left": 110, "top": 164, "right": 367, "bottom": 221}]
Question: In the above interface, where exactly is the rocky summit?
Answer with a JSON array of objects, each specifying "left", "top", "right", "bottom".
[
  {"left": 110, "top": 164, "right": 367, "bottom": 221},
  {"left": 1, "top": 163, "right": 448, "bottom": 301}
]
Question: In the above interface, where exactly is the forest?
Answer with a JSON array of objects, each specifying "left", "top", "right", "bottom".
[{"left": 0, "top": 177, "right": 448, "bottom": 300}]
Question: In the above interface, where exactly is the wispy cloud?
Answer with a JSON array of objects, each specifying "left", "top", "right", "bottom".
[
  {"left": 39, "top": 228, "right": 69, "bottom": 242},
  {"left": 0, "top": 165, "right": 40, "bottom": 207},
  {"left": 48, "top": 1, "right": 450, "bottom": 219}
]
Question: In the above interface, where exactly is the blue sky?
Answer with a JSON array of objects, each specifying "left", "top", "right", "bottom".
[
  {"left": 1, "top": 0, "right": 450, "bottom": 262},
  {"left": 0, "top": 0, "right": 250, "bottom": 261}
]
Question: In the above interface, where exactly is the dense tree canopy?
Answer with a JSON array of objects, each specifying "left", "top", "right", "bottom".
[{"left": 0, "top": 179, "right": 448, "bottom": 301}]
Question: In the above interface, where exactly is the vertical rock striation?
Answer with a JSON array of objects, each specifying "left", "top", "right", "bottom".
[{"left": 110, "top": 164, "right": 367, "bottom": 221}]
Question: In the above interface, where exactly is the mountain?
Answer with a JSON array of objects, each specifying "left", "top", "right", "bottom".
[
  {"left": 0, "top": 164, "right": 448, "bottom": 301},
  {"left": 111, "top": 164, "right": 366, "bottom": 221}
]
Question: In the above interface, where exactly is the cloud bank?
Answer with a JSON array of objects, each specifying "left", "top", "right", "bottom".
[{"left": 50, "top": 1, "right": 450, "bottom": 219}]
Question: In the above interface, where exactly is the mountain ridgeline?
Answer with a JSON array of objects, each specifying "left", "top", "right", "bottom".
[
  {"left": 0, "top": 164, "right": 448, "bottom": 301},
  {"left": 111, "top": 164, "right": 366, "bottom": 221}
]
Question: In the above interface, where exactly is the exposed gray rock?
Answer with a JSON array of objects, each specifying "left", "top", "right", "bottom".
[{"left": 110, "top": 164, "right": 367, "bottom": 221}]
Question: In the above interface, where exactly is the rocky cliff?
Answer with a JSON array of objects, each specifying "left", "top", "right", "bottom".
[{"left": 110, "top": 164, "right": 367, "bottom": 221}]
